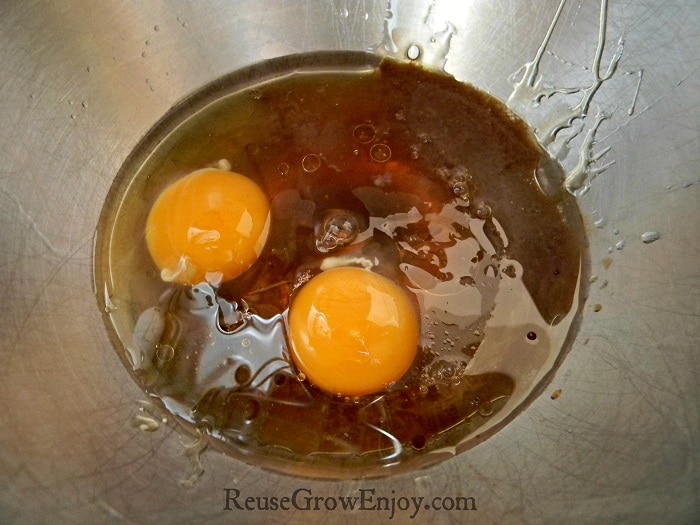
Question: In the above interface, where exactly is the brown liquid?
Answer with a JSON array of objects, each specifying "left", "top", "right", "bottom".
[{"left": 96, "top": 54, "right": 587, "bottom": 478}]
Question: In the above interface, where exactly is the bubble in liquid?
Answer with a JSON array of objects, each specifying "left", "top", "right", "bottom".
[
  {"left": 277, "top": 162, "right": 290, "bottom": 177},
  {"left": 370, "top": 143, "right": 392, "bottom": 162},
  {"left": 407, "top": 44, "right": 421, "bottom": 60},
  {"left": 302, "top": 153, "right": 321, "bottom": 172},
  {"left": 353, "top": 123, "right": 376, "bottom": 143},
  {"left": 235, "top": 364, "right": 251, "bottom": 384},
  {"left": 155, "top": 344, "right": 175, "bottom": 361},
  {"left": 477, "top": 401, "right": 494, "bottom": 417},
  {"left": 641, "top": 231, "right": 660, "bottom": 244},
  {"left": 314, "top": 210, "right": 359, "bottom": 253}
]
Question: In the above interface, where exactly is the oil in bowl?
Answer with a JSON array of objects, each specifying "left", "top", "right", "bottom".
[{"left": 94, "top": 52, "right": 588, "bottom": 479}]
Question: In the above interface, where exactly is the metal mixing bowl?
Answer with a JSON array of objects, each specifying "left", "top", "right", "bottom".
[{"left": 1, "top": 1, "right": 697, "bottom": 523}]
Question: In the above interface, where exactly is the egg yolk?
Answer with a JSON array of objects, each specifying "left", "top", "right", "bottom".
[
  {"left": 145, "top": 169, "right": 270, "bottom": 286},
  {"left": 288, "top": 267, "right": 420, "bottom": 396}
]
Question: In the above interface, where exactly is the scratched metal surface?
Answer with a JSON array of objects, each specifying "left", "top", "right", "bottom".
[{"left": 0, "top": 1, "right": 698, "bottom": 524}]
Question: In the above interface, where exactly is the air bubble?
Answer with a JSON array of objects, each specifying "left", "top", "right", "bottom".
[
  {"left": 477, "top": 401, "right": 494, "bottom": 417},
  {"left": 277, "top": 162, "right": 290, "bottom": 177},
  {"left": 407, "top": 44, "right": 421, "bottom": 60},
  {"left": 353, "top": 123, "right": 376, "bottom": 143},
  {"left": 235, "top": 365, "right": 252, "bottom": 385},
  {"left": 241, "top": 338, "right": 251, "bottom": 348},
  {"left": 155, "top": 344, "right": 175, "bottom": 361},
  {"left": 302, "top": 154, "right": 321, "bottom": 172},
  {"left": 641, "top": 231, "right": 660, "bottom": 244},
  {"left": 370, "top": 143, "right": 391, "bottom": 162},
  {"left": 154, "top": 25, "right": 160, "bottom": 32},
  {"left": 141, "top": 51, "right": 147, "bottom": 58},
  {"left": 297, "top": 372, "right": 306, "bottom": 382},
  {"left": 615, "top": 240, "right": 626, "bottom": 251},
  {"left": 314, "top": 210, "right": 359, "bottom": 253},
  {"left": 412, "top": 435, "right": 426, "bottom": 449}
]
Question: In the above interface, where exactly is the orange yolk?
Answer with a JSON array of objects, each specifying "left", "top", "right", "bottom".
[
  {"left": 288, "top": 267, "right": 419, "bottom": 396},
  {"left": 145, "top": 169, "right": 270, "bottom": 286}
]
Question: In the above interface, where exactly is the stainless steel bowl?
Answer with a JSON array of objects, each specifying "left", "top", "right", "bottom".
[{"left": 1, "top": 1, "right": 697, "bottom": 523}]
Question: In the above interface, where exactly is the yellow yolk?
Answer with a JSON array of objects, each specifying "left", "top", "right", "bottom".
[
  {"left": 145, "top": 169, "right": 270, "bottom": 286},
  {"left": 288, "top": 267, "right": 419, "bottom": 396}
]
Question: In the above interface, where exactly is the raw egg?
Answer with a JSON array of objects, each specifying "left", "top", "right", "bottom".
[
  {"left": 145, "top": 168, "right": 270, "bottom": 286},
  {"left": 288, "top": 266, "right": 420, "bottom": 396}
]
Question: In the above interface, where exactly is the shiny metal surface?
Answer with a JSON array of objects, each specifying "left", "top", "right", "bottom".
[{"left": 1, "top": 1, "right": 697, "bottom": 523}]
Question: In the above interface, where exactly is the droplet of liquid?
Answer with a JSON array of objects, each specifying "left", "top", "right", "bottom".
[
  {"left": 615, "top": 240, "right": 625, "bottom": 251},
  {"left": 370, "top": 143, "right": 391, "bottom": 162},
  {"left": 353, "top": 123, "right": 376, "bottom": 143},
  {"left": 407, "top": 44, "right": 421, "bottom": 60},
  {"left": 302, "top": 153, "right": 321, "bottom": 172},
  {"left": 154, "top": 25, "right": 160, "bottom": 32},
  {"left": 641, "top": 231, "right": 660, "bottom": 244},
  {"left": 314, "top": 210, "right": 359, "bottom": 253}
]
